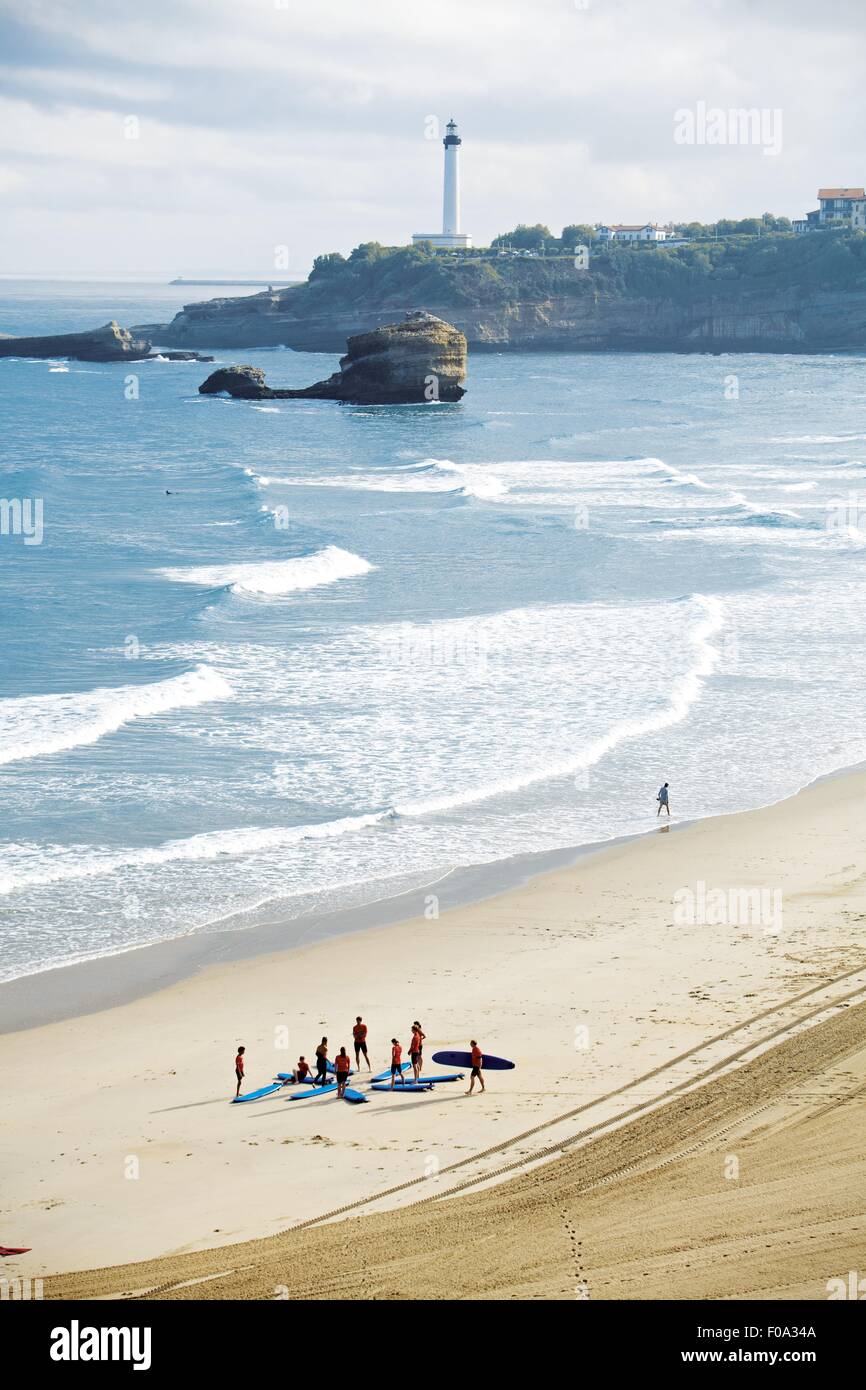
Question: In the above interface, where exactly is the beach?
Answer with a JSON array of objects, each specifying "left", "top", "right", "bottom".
[{"left": 4, "top": 767, "right": 866, "bottom": 1296}]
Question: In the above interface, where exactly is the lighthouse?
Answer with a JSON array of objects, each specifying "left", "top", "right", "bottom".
[{"left": 412, "top": 118, "right": 472, "bottom": 250}]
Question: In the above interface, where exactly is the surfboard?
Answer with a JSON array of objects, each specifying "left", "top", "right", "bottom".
[
  {"left": 431, "top": 1050, "right": 515, "bottom": 1071},
  {"left": 342, "top": 1087, "right": 368, "bottom": 1104},
  {"left": 232, "top": 1082, "right": 284, "bottom": 1103},
  {"left": 371, "top": 1082, "right": 433, "bottom": 1093},
  {"left": 284, "top": 1081, "right": 337, "bottom": 1101},
  {"left": 371, "top": 1061, "right": 410, "bottom": 1082},
  {"left": 415, "top": 1072, "right": 464, "bottom": 1083},
  {"left": 275, "top": 1073, "right": 313, "bottom": 1083}
]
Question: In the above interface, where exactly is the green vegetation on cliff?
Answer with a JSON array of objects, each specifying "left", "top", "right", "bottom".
[{"left": 287, "top": 230, "right": 866, "bottom": 318}]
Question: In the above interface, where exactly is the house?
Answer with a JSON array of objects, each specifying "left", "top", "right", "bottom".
[
  {"left": 816, "top": 188, "right": 866, "bottom": 229},
  {"left": 595, "top": 223, "right": 670, "bottom": 243}
]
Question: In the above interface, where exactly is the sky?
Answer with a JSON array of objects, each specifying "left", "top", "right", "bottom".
[{"left": 1, "top": 0, "right": 864, "bottom": 278}]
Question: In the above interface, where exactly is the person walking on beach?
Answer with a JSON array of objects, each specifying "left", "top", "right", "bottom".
[
  {"left": 409, "top": 1020, "right": 426, "bottom": 1083},
  {"left": 465, "top": 1040, "right": 485, "bottom": 1095},
  {"left": 314, "top": 1037, "right": 329, "bottom": 1086},
  {"left": 656, "top": 782, "right": 670, "bottom": 818},
  {"left": 390, "top": 1038, "right": 403, "bottom": 1090},
  {"left": 352, "top": 1016, "right": 371, "bottom": 1070},
  {"left": 335, "top": 1046, "right": 351, "bottom": 1098},
  {"left": 234, "top": 1045, "right": 246, "bottom": 1098}
]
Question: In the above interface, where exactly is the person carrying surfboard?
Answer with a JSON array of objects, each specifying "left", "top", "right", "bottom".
[
  {"left": 409, "top": 1021, "right": 426, "bottom": 1082},
  {"left": 314, "top": 1037, "right": 329, "bottom": 1086},
  {"left": 465, "top": 1040, "right": 485, "bottom": 1095},
  {"left": 352, "top": 1016, "right": 371, "bottom": 1070},
  {"left": 235, "top": 1045, "right": 245, "bottom": 1097},
  {"left": 389, "top": 1038, "right": 403, "bottom": 1089},
  {"left": 334, "top": 1046, "right": 351, "bottom": 1097}
]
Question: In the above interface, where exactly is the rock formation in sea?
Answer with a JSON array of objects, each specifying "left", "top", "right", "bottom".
[
  {"left": 0, "top": 321, "right": 213, "bottom": 363},
  {"left": 198, "top": 311, "right": 467, "bottom": 404}
]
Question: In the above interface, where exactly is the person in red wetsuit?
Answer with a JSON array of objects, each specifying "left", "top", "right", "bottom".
[
  {"left": 465, "top": 1039, "right": 485, "bottom": 1095},
  {"left": 291, "top": 1056, "right": 311, "bottom": 1085},
  {"left": 409, "top": 1020, "right": 426, "bottom": 1082},
  {"left": 334, "top": 1047, "right": 351, "bottom": 1098},
  {"left": 352, "top": 1016, "right": 371, "bottom": 1070},
  {"left": 389, "top": 1038, "right": 403, "bottom": 1090},
  {"left": 234, "top": 1046, "right": 245, "bottom": 1098}
]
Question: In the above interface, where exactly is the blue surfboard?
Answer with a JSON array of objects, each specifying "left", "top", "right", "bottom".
[
  {"left": 431, "top": 1050, "right": 515, "bottom": 1071},
  {"left": 232, "top": 1082, "right": 283, "bottom": 1103},
  {"left": 326, "top": 1059, "right": 355, "bottom": 1076},
  {"left": 415, "top": 1072, "right": 464, "bottom": 1084},
  {"left": 342, "top": 1087, "right": 368, "bottom": 1104},
  {"left": 372, "top": 1061, "right": 410, "bottom": 1082},
  {"left": 371, "top": 1082, "right": 433, "bottom": 1094},
  {"left": 284, "top": 1081, "right": 337, "bottom": 1101}
]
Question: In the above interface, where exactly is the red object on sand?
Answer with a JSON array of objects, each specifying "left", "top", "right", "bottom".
[{"left": 0, "top": 1247, "right": 31, "bottom": 1256}]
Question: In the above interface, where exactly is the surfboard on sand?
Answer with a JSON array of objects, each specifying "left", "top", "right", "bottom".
[
  {"left": 371, "top": 1081, "right": 433, "bottom": 1094},
  {"left": 284, "top": 1081, "right": 337, "bottom": 1101},
  {"left": 371, "top": 1061, "right": 410, "bottom": 1082},
  {"left": 232, "top": 1082, "right": 284, "bottom": 1103},
  {"left": 431, "top": 1050, "right": 515, "bottom": 1071},
  {"left": 342, "top": 1087, "right": 368, "bottom": 1103}
]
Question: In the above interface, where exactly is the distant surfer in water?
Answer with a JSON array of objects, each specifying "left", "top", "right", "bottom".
[
  {"left": 465, "top": 1040, "right": 485, "bottom": 1095},
  {"left": 314, "top": 1037, "right": 329, "bottom": 1086},
  {"left": 389, "top": 1038, "right": 403, "bottom": 1089},
  {"left": 335, "top": 1047, "right": 351, "bottom": 1097},
  {"left": 656, "top": 782, "right": 670, "bottom": 817},
  {"left": 353, "top": 1016, "right": 371, "bottom": 1070},
  {"left": 409, "top": 1020, "right": 425, "bottom": 1082},
  {"left": 234, "top": 1045, "right": 245, "bottom": 1098}
]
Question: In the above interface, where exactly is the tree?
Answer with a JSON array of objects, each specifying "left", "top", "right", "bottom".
[
  {"left": 491, "top": 223, "right": 554, "bottom": 251},
  {"left": 347, "top": 241, "right": 389, "bottom": 264},
  {"left": 561, "top": 224, "right": 597, "bottom": 248},
  {"left": 309, "top": 252, "right": 347, "bottom": 280}
]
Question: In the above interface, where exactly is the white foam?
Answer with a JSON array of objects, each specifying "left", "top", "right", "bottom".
[
  {"left": 0, "top": 665, "right": 232, "bottom": 768},
  {"left": 158, "top": 545, "right": 374, "bottom": 596},
  {"left": 0, "top": 810, "right": 391, "bottom": 895},
  {"left": 393, "top": 595, "right": 724, "bottom": 817}
]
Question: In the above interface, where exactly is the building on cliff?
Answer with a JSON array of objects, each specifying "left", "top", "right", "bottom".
[
  {"left": 412, "top": 119, "right": 472, "bottom": 251},
  {"left": 595, "top": 223, "right": 672, "bottom": 243},
  {"left": 798, "top": 188, "right": 866, "bottom": 232}
]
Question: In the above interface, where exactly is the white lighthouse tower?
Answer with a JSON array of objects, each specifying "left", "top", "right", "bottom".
[{"left": 413, "top": 118, "right": 472, "bottom": 250}]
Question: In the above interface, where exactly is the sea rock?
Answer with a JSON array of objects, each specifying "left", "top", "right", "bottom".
[
  {"left": 0, "top": 320, "right": 214, "bottom": 364},
  {"left": 197, "top": 311, "right": 467, "bottom": 404},
  {"left": 198, "top": 365, "right": 270, "bottom": 398},
  {"left": 0, "top": 321, "right": 152, "bottom": 362}
]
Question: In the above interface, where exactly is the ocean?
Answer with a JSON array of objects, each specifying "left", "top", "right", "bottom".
[{"left": 2, "top": 278, "right": 866, "bottom": 983}]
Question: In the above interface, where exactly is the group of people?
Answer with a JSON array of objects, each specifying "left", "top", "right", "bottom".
[{"left": 234, "top": 1016, "right": 487, "bottom": 1099}]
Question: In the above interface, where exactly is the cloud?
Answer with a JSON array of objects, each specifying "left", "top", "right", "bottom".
[{"left": 0, "top": 0, "right": 864, "bottom": 274}]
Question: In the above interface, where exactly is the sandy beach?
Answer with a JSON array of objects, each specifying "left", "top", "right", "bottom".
[{"left": 3, "top": 770, "right": 866, "bottom": 1296}]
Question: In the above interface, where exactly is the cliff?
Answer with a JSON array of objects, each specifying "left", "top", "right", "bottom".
[
  {"left": 198, "top": 311, "right": 466, "bottom": 404},
  {"left": 135, "top": 232, "right": 866, "bottom": 354}
]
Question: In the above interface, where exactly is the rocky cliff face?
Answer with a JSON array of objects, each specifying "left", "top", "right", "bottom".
[
  {"left": 198, "top": 311, "right": 467, "bottom": 404},
  {"left": 0, "top": 320, "right": 213, "bottom": 363},
  {"left": 0, "top": 321, "right": 153, "bottom": 361},
  {"left": 138, "top": 285, "right": 866, "bottom": 354}
]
